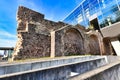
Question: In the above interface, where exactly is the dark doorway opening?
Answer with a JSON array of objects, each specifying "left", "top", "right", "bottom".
[{"left": 90, "top": 18, "right": 100, "bottom": 30}]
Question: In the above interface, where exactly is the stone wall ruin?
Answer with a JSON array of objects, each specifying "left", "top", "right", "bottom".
[{"left": 13, "top": 6, "right": 102, "bottom": 60}]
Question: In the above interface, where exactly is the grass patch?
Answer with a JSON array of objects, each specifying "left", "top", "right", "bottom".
[{"left": 7, "top": 54, "right": 92, "bottom": 63}]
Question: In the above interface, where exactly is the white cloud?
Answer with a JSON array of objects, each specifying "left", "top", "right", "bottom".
[
  {"left": 0, "top": 30, "right": 16, "bottom": 39},
  {"left": 0, "top": 30, "right": 17, "bottom": 47},
  {"left": 0, "top": 50, "right": 4, "bottom": 55},
  {"left": 0, "top": 39, "right": 16, "bottom": 47}
]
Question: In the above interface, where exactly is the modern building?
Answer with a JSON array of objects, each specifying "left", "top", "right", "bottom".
[
  {"left": 63, "top": 0, "right": 120, "bottom": 29},
  {"left": 63, "top": 0, "right": 120, "bottom": 55}
]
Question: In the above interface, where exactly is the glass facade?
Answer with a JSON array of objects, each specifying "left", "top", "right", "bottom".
[{"left": 63, "top": 0, "right": 120, "bottom": 29}]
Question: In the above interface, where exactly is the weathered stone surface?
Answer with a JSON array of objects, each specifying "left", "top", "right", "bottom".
[
  {"left": 13, "top": 6, "right": 102, "bottom": 60},
  {"left": 89, "top": 35, "right": 100, "bottom": 55},
  {"left": 0, "top": 56, "right": 106, "bottom": 76},
  {"left": 54, "top": 25, "right": 85, "bottom": 56},
  {"left": 13, "top": 6, "right": 68, "bottom": 60}
]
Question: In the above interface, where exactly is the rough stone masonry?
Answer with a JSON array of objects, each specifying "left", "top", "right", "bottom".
[{"left": 13, "top": 6, "right": 103, "bottom": 60}]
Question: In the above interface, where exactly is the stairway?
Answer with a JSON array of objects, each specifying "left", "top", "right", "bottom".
[{"left": 69, "top": 56, "right": 120, "bottom": 80}]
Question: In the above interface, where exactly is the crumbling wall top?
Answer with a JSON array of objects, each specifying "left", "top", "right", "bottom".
[{"left": 17, "top": 6, "right": 44, "bottom": 22}]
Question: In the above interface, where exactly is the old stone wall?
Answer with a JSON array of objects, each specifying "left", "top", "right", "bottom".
[
  {"left": 54, "top": 25, "right": 86, "bottom": 56},
  {"left": 13, "top": 6, "right": 102, "bottom": 60},
  {"left": 13, "top": 6, "right": 68, "bottom": 60},
  {"left": 54, "top": 25, "right": 102, "bottom": 56}
]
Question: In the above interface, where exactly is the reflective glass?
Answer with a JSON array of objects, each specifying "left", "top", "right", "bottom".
[
  {"left": 98, "top": 15, "right": 105, "bottom": 28},
  {"left": 63, "top": 12, "right": 75, "bottom": 25},
  {"left": 63, "top": 0, "right": 120, "bottom": 28},
  {"left": 117, "top": 0, "right": 120, "bottom": 6},
  {"left": 89, "top": 0, "right": 99, "bottom": 16},
  {"left": 98, "top": 0, "right": 120, "bottom": 27}
]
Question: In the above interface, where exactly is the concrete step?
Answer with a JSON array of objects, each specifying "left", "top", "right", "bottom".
[
  {"left": 69, "top": 60, "right": 120, "bottom": 80},
  {"left": 0, "top": 56, "right": 107, "bottom": 80}
]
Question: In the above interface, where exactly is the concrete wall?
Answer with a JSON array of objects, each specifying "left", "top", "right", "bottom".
[
  {"left": 106, "top": 56, "right": 120, "bottom": 63},
  {"left": 101, "top": 22, "right": 120, "bottom": 55},
  {"left": 85, "top": 62, "right": 120, "bottom": 80},
  {"left": 69, "top": 56, "right": 120, "bottom": 80},
  {"left": 0, "top": 56, "right": 107, "bottom": 80},
  {"left": 101, "top": 22, "right": 120, "bottom": 38},
  {"left": 0, "top": 66, "right": 70, "bottom": 80}
]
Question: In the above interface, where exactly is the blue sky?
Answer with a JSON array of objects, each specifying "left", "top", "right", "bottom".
[{"left": 0, "top": 0, "right": 82, "bottom": 47}]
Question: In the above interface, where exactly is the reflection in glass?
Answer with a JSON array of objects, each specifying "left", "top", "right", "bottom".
[{"left": 63, "top": 0, "right": 120, "bottom": 29}]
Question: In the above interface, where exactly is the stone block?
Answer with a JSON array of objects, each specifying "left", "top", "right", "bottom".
[
  {"left": 19, "top": 63, "right": 31, "bottom": 72},
  {"left": 5, "top": 65, "right": 20, "bottom": 74},
  {"left": 31, "top": 62, "right": 42, "bottom": 70}
]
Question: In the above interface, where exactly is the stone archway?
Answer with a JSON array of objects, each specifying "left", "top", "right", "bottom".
[
  {"left": 64, "top": 28, "right": 84, "bottom": 56},
  {"left": 89, "top": 35, "right": 100, "bottom": 55}
]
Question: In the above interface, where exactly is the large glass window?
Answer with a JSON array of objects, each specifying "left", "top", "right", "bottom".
[
  {"left": 76, "top": 14, "right": 83, "bottom": 23},
  {"left": 82, "top": 0, "right": 90, "bottom": 27},
  {"left": 116, "top": 0, "right": 120, "bottom": 21},
  {"left": 64, "top": 0, "right": 120, "bottom": 28},
  {"left": 73, "top": 6, "right": 83, "bottom": 24},
  {"left": 98, "top": 0, "right": 120, "bottom": 27},
  {"left": 89, "top": 0, "right": 100, "bottom": 16},
  {"left": 98, "top": 15, "right": 105, "bottom": 28},
  {"left": 83, "top": 0, "right": 90, "bottom": 17},
  {"left": 117, "top": 0, "right": 120, "bottom": 8},
  {"left": 77, "top": 13, "right": 86, "bottom": 26},
  {"left": 63, "top": 12, "right": 75, "bottom": 25}
]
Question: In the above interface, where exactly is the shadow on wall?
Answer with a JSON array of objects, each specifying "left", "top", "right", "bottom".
[
  {"left": 103, "top": 38, "right": 116, "bottom": 55},
  {"left": 89, "top": 35, "right": 100, "bottom": 55},
  {"left": 64, "top": 28, "right": 84, "bottom": 56}
]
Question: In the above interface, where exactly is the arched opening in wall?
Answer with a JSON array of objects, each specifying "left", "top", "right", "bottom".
[
  {"left": 103, "top": 38, "right": 116, "bottom": 55},
  {"left": 64, "top": 28, "right": 84, "bottom": 56},
  {"left": 89, "top": 35, "right": 100, "bottom": 55}
]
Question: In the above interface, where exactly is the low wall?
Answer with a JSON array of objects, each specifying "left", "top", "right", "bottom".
[
  {"left": 101, "top": 22, "right": 120, "bottom": 38},
  {"left": 69, "top": 59, "right": 120, "bottom": 80},
  {"left": 85, "top": 61, "right": 120, "bottom": 80},
  {"left": 0, "top": 56, "right": 107, "bottom": 80},
  {"left": 106, "top": 56, "right": 120, "bottom": 63}
]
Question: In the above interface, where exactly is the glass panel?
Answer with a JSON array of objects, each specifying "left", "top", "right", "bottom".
[
  {"left": 98, "top": 15, "right": 105, "bottom": 28},
  {"left": 98, "top": 0, "right": 120, "bottom": 27},
  {"left": 117, "top": 0, "right": 120, "bottom": 4},
  {"left": 83, "top": 0, "right": 89, "bottom": 9},
  {"left": 89, "top": 0, "right": 99, "bottom": 16},
  {"left": 115, "top": 10, "right": 120, "bottom": 22},
  {"left": 73, "top": 6, "right": 83, "bottom": 24},
  {"left": 63, "top": 12, "right": 75, "bottom": 25}
]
